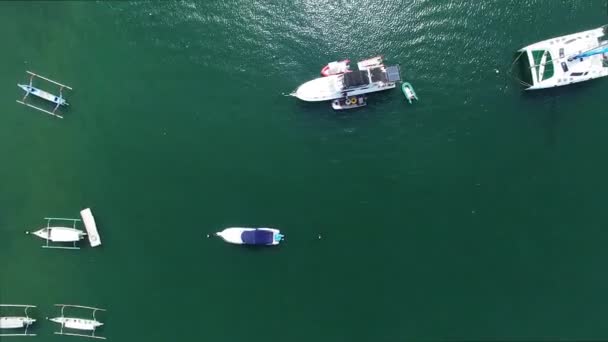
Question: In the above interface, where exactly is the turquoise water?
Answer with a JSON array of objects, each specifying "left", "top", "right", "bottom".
[{"left": 2, "top": 1, "right": 608, "bottom": 340}]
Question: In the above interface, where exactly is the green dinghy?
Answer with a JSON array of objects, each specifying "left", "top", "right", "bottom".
[{"left": 401, "top": 82, "right": 418, "bottom": 104}]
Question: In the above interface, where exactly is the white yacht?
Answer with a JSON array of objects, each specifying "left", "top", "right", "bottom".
[
  {"left": 514, "top": 25, "right": 608, "bottom": 90},
  {"left": 292, "top": 56, "right": 401, "bottom": 101},
  {"left": 215, "top": 227, "right": 284, "bottom": 246}
]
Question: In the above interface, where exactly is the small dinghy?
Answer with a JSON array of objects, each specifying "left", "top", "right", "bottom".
[
  {"left": 331, "top": 96, "right": 366, "bottom": 110},
  {"left": 215, "top": 227, "right": 284, "bottom": 246},
  {"left": 321, "top": 60, "right": 350, "bottom": 76},
  {"left": 401, "top": 82, "right": 418, "bottom": 104}
]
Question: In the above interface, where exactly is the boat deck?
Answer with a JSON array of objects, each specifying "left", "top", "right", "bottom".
[{"left": 520, "top": 26, "right": 608, "bottom": 89}]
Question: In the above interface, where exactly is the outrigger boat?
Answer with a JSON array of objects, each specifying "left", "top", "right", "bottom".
[
  {"left": 26, "top": 209, "right": 102, "bottom": 250},
  {"left": 512, "top": 24, "right": 608, "bottom": 90},
  {"left": 49, "top": 304, "right": 106, "bottom": 340},
  {"left": 16, "top": 71, "right": 72, "bottom": 118},
  {"left": 215, "top": 227, "right": 284, "bottom": 246},
  {"left": 401, "top": 82, "right": 418, "bottom": 104},
  {"left": 292, "top": 56, "right": 401, "bottom": 102},
  {"left": 331, "top": 96, "right": 367, "bottom": 110},
  {"left": 0, "top": 305, "right": 36, "bottom": 337},
  {"left": 321, "top": 59, "right": 350, "bottom": 76},
  {"left": 27, "top": 217, "right": 86, "bottom": 250}
]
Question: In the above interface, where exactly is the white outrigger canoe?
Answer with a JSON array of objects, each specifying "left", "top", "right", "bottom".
[
  {"left": 27, "top": 210, "right": 102, "bottom": 250},
  {"left": 16, "top": 71, "right": 72, "bottom": 118},
  {"left": 28, "top": 217, "right": 86, "bottom": 250},
  {"left": 32, "top": 227, "right": 85, "bottom": 243},
  {"left": 513, "top": 25, "right": 608, "bottom": 90},
  {"left": 215, "top": 227, "right": 284, "bottom": 246},
  {"left": 0, "top": 305, "right": 36, "bottom": 337},
  {"left": 49, "top": 304, "right": 106, "bottom": 340}
]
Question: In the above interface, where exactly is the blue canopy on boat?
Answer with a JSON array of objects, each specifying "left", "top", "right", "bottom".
[
  {"left": 571, "top": 45, "right": 608, "bottom": 60},
  {"left": 241, "top": 229, "right": 274, "bottom": 245}
]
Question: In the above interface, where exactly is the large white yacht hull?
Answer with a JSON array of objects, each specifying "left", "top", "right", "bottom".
[
  {"left": 292, "top": 57, "right": 400, "bottom": 101},
  {"left": 518, "top": 25, "right": 608, "bottom": 90}
]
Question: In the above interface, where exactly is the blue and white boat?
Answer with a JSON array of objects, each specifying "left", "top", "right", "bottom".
[
  {"left": 16, "top": 71, "right": 72, "bottom": 118},
  {"left": 215, "top": 227, "right": 284, "bottom": 246},
  {"left": 514, "top": 25, "right": 608, "bottom": 90}
]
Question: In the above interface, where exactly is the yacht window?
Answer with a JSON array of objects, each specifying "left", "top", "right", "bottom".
[
  {"left": 570, "top": 72, "right": 583, "bottom": 76},
  {"left": 561, "top": 62, "right": 569, "bottom": 72},
  {"left": 559, "top": 48, "right": 564, "bottom": 58}
]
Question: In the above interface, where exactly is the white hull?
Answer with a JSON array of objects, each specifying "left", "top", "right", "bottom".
[
  {"left": 81, "top": 208, "right": 102, "bottom": 247},
  {"left": 0, "top": 317, "right": 35, "bottom": 329},
  {"left": 293, "top": 75, "right": 396, "bottom": 102},
  {"left": 293, "top": 57, "right": 400, "bottom": 101},
  {"left": 517, "top": 25, "right": 608, "bottom": 90},
  {"left": 215, "top": 227, "right": 282, "bottom": 245},
  {"left": 33, "top": 227, "right": 85, "bottom": 243},
  {"left": 17, "top": 84, "right": 66, "bottom": 105},
  {"left": 50, "top": 317, "right": 102, "bottom": 331}
]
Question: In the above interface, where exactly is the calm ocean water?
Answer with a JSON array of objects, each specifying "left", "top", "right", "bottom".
[{"left": 1, "top": 1, "right": 608, "bottom": 341}]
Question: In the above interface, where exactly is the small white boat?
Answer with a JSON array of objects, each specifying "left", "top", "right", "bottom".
[
  {"left": 49, "top": 304, "right": 106, "bottom": 340},
  {"left": 32, "top": 227, "right": 85, "bottom": 243},
  {"left": 0, "top": 305, "right": 36, "bottom": 337},
  {"left": 331, "top": 96, "right": 367, "bottom": 110},
  {"left": 50, "top": 317, "right": 103, "bottom": 331},
  {"left": 215, "top": 227, "right": 284, "bottom": 246},
  {"left": 27, "top": 217, "right": 87, "bottom": 250},
  {"left": 513, "top": 25, "right": 608, "bottom": 90},
  {"left": 16, "top": 71, "right": 72, "bottom": 118},
  {"left": 80, "top": 208, "right": 102, "bottom": 247},
  {"left": 321, "top": 60, "right": 350, "bottom": 76},
  {"left": 0, "top": 316, "right": 36, "bottom": 329}
]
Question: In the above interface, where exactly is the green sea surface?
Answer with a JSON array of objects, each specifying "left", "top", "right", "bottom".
[{"left": 1, "top": 1, "right": 608, "bottom": 341}]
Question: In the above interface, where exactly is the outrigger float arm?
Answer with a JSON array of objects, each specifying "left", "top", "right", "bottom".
[
  {"left": 51, "top": 304, "right": 107, "bottom": 340},
  {"left": 16, "top": 100, "right": 64, "bottom": 119},
  {"left": 26, "top": 71, "right": 72, "bottom": 90}
]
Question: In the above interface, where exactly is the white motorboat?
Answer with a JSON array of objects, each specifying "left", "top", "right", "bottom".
[
  {"left": 292, "top": 56, "right": 401, "bottom": 102},
  {"left": 49, "top": 304, "right": 106, "bottom": 340},
  {"left": 513, "top": 25, "right": 608, "bottom": 90},
  {"left": 0, "top": 305, "right": 36, "bottom": 337},
  {"left": 215, "top": 227, "right": 284, "bottom": 246}
]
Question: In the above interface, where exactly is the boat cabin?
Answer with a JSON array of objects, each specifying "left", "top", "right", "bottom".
[{"left": 241, "top": 229, "right": 274, "bottom": 245}]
